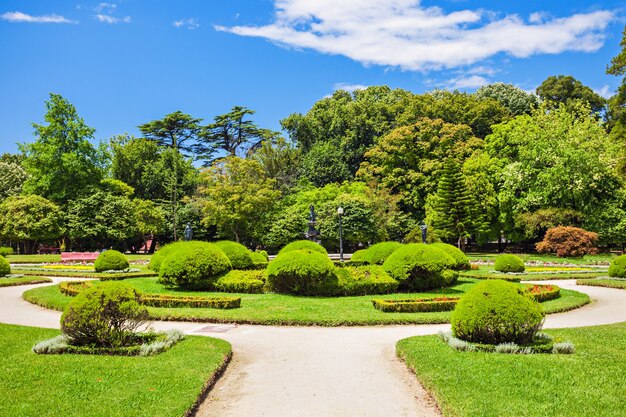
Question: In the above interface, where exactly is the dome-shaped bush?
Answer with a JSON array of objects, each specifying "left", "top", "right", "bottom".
[
  {"left": 362, "top": 242, "right": 403, "bottom": 265},
  {"left": 159, "top": 242, "right": 231, "bottom": 289},
  {"left": 278, "top": 240, "right": 327, "bottom": 255},
  {"left": 148, "top": 241, "right": 189, "bottom": 272},
  {"left": 249, "top": 251, "right": 269, "bottom": 265},
  {"left": 451, "top": 280, "right": 544, "bottom": 345},
  {"left": 94, "top": 250, "right": 129, "bottom": 272},
  {"left": 0, "top": 256, "right": 10, "bottom": 276},
  {"left": 350, "top": 249, "right": 368, "bottom": 263},
  {"left": 494, "top": 254, "right": 525, "bottom": 273},
  {"left": 382, "top": 243, "right": 456, "bottom": 291},
  {"left": 608, "top": 255, "right": 626, "bottom": 278},
  {"left": 267, "top": 250, "right": 337, "bottom": 295},
  {"left": 214, "top": 241, "right": 254, "bottom": 270},
  {"left": 60, "top": 282, "right": 148, "bottom": 347},
  {"left": 431, "top": 243, "right": 470, "bottom": 270}
]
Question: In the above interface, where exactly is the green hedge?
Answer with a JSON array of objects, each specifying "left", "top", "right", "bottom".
[
  {"left": 0, "top": 246, "right": 13, "bottom": 257},
  {"left": 148, "top": 241, "right": 190, "bottom": 272},
  {"left": 159, "top": 242, "right": 231, "bottom": 289},
  {"left": 372, "top": 297, "right": 459, "bottom": 313},
  {"left": 430, "top": 243, "right": 470, "bottom": 270},
  {"left": 141, "top": 294, "right": 241, "bottom": 309},
  {"left": 94, "top": 250, "right": 129, "bottom": 272},
  {"left": 11, "top": 269, "right": 157, "bottom": 280},
  {"left": 524, "top": 284, "right": 561, "bottom": 302},
  {"left": 362, "top": 242, "right": 403, "bottom": 265},
  {"left": 383, "top": 243, "right": 456, "bottom": 291},
  {"left": 278, "top": 240, "right": 327, "bottom": 255},
  {"left": 214, "top": 270, "right": 266, "bottom": 294},
  {"left": 494, "top": 254, "right": 525, "bottom": 273},
  {"left": 267, "top": 249, "right": 337, "bottom": 295},
  {"left": 459, "top": 273, "right": 522, "bottom": 282},
  {"left": 334, "top": 266, "right": 399, "bottom": 296},
  {"left": 214, "top": 241, "right": 254, "bottom": 270},
  {"left": 0, "top": 256, "right": 10, "bottom": 276},
  {"left": 608, "top": 254, "right": 626, "bottom": 278}
]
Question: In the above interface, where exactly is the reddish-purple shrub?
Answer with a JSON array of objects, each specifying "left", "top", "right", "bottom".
[{"left": 535, "top": 226, "right": 598, "bottom": 257}]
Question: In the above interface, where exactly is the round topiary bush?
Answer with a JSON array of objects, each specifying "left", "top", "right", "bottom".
[
  {"left": 60, "top": 282, "right": 148, "bottom": 347},
  {"left": 148, "top": 241, "right": 189, "bottom": 272},
  {"left": 214, "top": 241, "right": 254, "bottom": 270},
  {"left": 382, "top": 243, "right": 456, "bottom": 291},
  {"left": 608, "top": 254, "right": 626, "bottom": 278},
  {"left": 494, "top": 254, "right": 525, "bottom": 273},
  {"left": 0, "top": 256, "right": 10, "bottom": 276},
  {"left": 94, "top": 250, "right": 129, "bottom": 272},
  {"left": 362, "top": 242, "right": 403, "bottom": 265},
  {"left": 349, "top": 249, "right": 368, "bottom": 263},
  {"left": 431, "top": 243, "right": 470, "bottom": 270},
  {"left": 451, "top": 280, "right": 544, "bottom": 345},
  {"left": 278, "top": 240, "right": 327, "bottom": 256},
  {"left": 249, "top": 251, "right": 269, "bottom": 264},
  {"left": 158, "top": 242, "right": 231, "bottom": 289},
  {"left": 267, "top": 250, "right": 338, "bottom": 295}
]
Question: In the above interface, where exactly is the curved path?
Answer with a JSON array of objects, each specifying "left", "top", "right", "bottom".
[{"left": 1, "top": 279, "right": 625, "bottom": 417}]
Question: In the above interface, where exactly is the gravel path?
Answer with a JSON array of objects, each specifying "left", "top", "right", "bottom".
[{"left": 1, "top": 278, "right": 625, "bottom": 417}]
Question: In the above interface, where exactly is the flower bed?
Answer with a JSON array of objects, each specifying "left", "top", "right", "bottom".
[{"left": 523, "top": 283, "right": 561, "bottom": 302}]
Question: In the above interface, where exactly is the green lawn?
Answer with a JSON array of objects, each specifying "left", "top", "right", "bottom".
[
  {"left": 397, "top": 322, "right": 626, "bottom": 417},
  {"left": 0, "top": 276, "right": 52, "bottom": 287},
  {"left": 12, "top": 266, "right": 156, "bottom": 280},
  {"left": 0, "top": 323, "right": 231, "bottom": 417},
  {"left": 467, "top": 252, "right": 616, "bottom": 265},
  {"left": 576, "top": 278, "right": 626, "bottom": 289},
  {"left": 23, "top": 278, "right": 589, "bottom": 326}
]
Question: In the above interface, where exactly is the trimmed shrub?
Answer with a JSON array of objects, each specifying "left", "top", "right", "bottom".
[
  {"left": 158, "top": 242, "right": 231, "bottom": 289},
  {"left": 431, "top": 243, "right": 470, "bottom": 270},
  {"left": 214, "top": 270, "right": 266, "bottom": 294},
  {"left": 335, "top": 266, "right": 399, "bottom": 296},
  {"left": 256, "top": 250, "right": 269, "bottom": 261},
  {"left": 140, "top": 294, "right": 241, "bottom": 309},
  {"left": 349, "top": 249, "right": 368, "bottom": 263},
  {"left": 249, "top": 251, "right": 269, "bottom": 266},
  {"left": 373, "top": 297, "right": 458, "bottom": 313},
  {"left": 535, "top": 226, "right": 599, "bottom": 257},
  {"left": 460, "top": 273, "right": 521, "bottom": 283},
  {"left": 94, "top": 250, "right": 129, "bottom": 272},
  {"left": 494, "top": 254, "right": 525, "bottom": 273},
  {"left": 0, "top": 246, "right": 13, "bottom": 257},
  {"left": 362, "top": 242, "right": 403, "bottom": 265},
  {"left": 608, "top": 254, "right": 626, "bottom": 278},
  {"left": 148, "top": 241, "right": 190, "bottom": 272},
  {"left": 267, "top": 249, "right": 337, "bottom": 295},
  {"left": 0, "top": 256, "right": 10, "bottom": 276},
  {"left": 60, "top": 282, "right": 148, "bottom": 347},
  {"left": 382, "top": 243, "right": 456, "bottom": 291},
  {"left": 278, "top": 240, "right": 327, "bottom": 256},
  {"left": 214, "top": 240, "right": 254, "bottom": 270},
  {"left": 451, "top": 280, "right": 544, "bottom": 345}
]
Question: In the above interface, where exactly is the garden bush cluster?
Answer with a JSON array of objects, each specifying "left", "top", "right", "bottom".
[
  {"left": 535, "top": 226, "right": 599, "bottom": 257},
  {"left": 608, "top": 254, "right": 626, "bottom": 278},
  {"left": 0, "top": 256, "right": 10, "bottom": 276},
  {"left": 0, "top": 246, "right": 13, "bottom": 257},
  {"left": 94, "top": 250, "right": 129, "bottom": 272},
  {"left": 494, "top": 254, "right": 525, "bottom": 273}
]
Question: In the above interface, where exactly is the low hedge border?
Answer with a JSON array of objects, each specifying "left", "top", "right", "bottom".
[
  {"left": 524, "top": 284, "right": 561, "bottom": 302},
  {"left": 59, "top": 281, "right": 241, "bottom": 309},
  {"left": 576, "top": 278, "right": 626, "bottom": 290},
  {"left": 0, "top": 276, "right": 53, "bottom": 287},
  {"left": 459, "top": 273, "right": 522, "bottom": 282},
  {"left": 373, "top": 297, "right": 459, "bottom": 313},
  {"left": 12, "top": 269, "right": 157, "bottom": 280}
]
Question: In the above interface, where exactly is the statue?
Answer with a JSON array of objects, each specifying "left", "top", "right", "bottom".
[
  {"left": 184, "top": 223, "right": 193, "bottom": 241},
  {"left": 420, "top": 222, "right": 428, "bottom": 244},
  {"left": 305, "top": 204, "right": 320, "bottom": 241}
]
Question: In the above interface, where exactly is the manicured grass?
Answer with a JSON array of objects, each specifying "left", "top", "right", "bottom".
[
  {"left": 0, "top": 323, "right": 231, "bottom": 417},
  {"left": 6, "top": 254, "right": 61, "bottom": 263},
  {"left": 0, "top": 276, "right": 53, "bottom": 287},
  {"left": 23, "top": 278, "right": 589, "bottom": 326},
  {"left": 12, "top": 267, "right": 157, "bottom": 280},
  {"left": 576, "top": 278, "right": 626, "bottom": 289},
  {"left": 397, "top": 322, "right": 626, "bottom": 417},
  {"left": 467, "top": 252, "right": 616, "bottom": 265}
]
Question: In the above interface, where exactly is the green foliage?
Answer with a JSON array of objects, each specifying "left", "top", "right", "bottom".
[
  {"left": 536, "top": 75, "right": 606, "bottom": 114},
  {"left": 266, "top": 250, "right": 337, "bottom": 295},
  {"left": 300, "top": 141, "right": 353, "bottom": 186},
  {"left": 0, "top": 160, "right": 27, "bottom": 199},
  {"left": 138, "top": 111, "right": 202, "bottom": 154},
  {"left": 60, "top": 282, "right": 148, "bottom": 347},
  {"left": 249, "top": 251, "right": 269, "bottom": 266},
  {"left": 0, "top": 195, "right": 62, "bottom": 251},
  {"left": 100, "top": 178, "right": 134, "bottom": 197},
  {"left": 158, "top": 242, "right": 231, "bottom": 289},
  {"left": 475, "top": 83, "right": 538, "bottom": 116},
  {"left": 372, "top": 297, "right": 458, "bottom": 313},
  {"left": 431, "top": 243, "right": 470, "bottom": 270},
  {"left": 362, "top": 241, "right": 403, "bottom": 265},
  {"left": 278, "top": 240, "right": 327, "bottom": 255},
  {"left": 535, "top": 226, "right": 599, "bottom": 258},
  {"left": 94, "top": 250, "right": 129, "bottom": 272},
  {"left": 0, "top": 246, "right": 14, "bottom": 257},
  {"left": 350, "top": 249, "right": 368, "bottom": 263},
  {"left": 148, "top": 241, "right": 188, "bottom": 272},
  {"left": 214, "top": 270, "right": 266, "bottom": 294},
  {"left": 494, "top": 254, "right": 525, "bottom": 273},
  {"left": 214, "top": 240, "right": 254, "bottom": 270},
  {"left": 382, "top": 243, "right": 456, "bottom": 291},
  {"left": 334, "top": 266, "right": 399, "bottom": 295},
  {"left": 608, "top": 255, "right": 626, "bottom": 278},
  {"left": 19, "top": 94, "right": 105, "bottom": 204},
  {"left": 0, "top": 256, "right": 10, "bottom": 276},
  {"left": 450, "top": 280, "right": 544, "bottom": 345},
  {"left": 516, "top": 208, "right": 583, "bottom": 240},
  {"left": 251, "top": 137, "right": 301, "bottom": 193}
]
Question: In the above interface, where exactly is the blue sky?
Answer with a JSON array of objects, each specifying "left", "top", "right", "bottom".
[{"left": 1, "top": 0, "right": 625, "bottom": 155}]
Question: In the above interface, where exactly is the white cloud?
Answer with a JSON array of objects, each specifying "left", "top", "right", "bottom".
[
  {"left": 95, "top": 3, "right": 116, "bottom": 13},
  {"left": 215, "top": 0, "right": 614, "bottom": 71},
  {"left": 1, "top": 11, "right": 77, "bottom": 24},
  {"left": 445, "top": 75, "right": 490, "bottom": 90},
  {"left": 594, "top": 85, "right": 613, "bottom": 99},
  {"left": 173, "top": 18, "right": 200, "bottom": 30},
  {"left": 94, "top": 14, "right": 131, "bottom": 24}
]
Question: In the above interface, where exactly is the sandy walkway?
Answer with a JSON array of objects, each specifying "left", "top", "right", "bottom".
[{"left": 1, "top": 278, "right": 625, "bottom": 417}]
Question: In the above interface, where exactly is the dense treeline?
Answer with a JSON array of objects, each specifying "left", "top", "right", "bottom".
[{"left": 1, "top": 29, "right": 625, "bottom": 254}]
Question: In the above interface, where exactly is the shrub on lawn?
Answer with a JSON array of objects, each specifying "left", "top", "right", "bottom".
[
  {"left": 278, "top": 240, "right": 327, "bottom": 256},
  {"left": 0, "top": 246, "right": 13, "bottom": 257},
  {"left": 382, "top": 243, "right": 456, "bottom": 291},
  {"left": 94, "top": 250, "right": 129, "bottom": 272},
  {"left": 214, "top": 270, "right": 266, "bottom": 293},
  {"left": 349, "top": 249, "right": 368, "bottom": 265},
  {"left": 608, "top": 255, "right": 626, "bottom": 278},
  {"left": 148, "top": 241, "right": 188, "bottom": 272},
  {"left": 267, "top": 249, "right": 337, "bottom": 295},
  {"left": 494, "top": 254, "right": 525, "bottom": 273},
  {"left": 535, "top": 226, "right": 599, "bottom": 257},
  {"left": 214, "top": 240, "right": 254, "bottom": 270},
  {"left": 249, "top": 251, "right": 269, "bottom": 266},
  {"left": 362, "top": 242, "right": 403, "bottom": 265},
  {"left": 451, "top": 280, "right": 544, "bottom": 345},
  {"left": 431, "top": 243, "right": 470, "bottom": 270},
  {"left": 158, "top": 242, "right": 231, "bottom": 289},
  {"left": 335, "top": 266, "right": 399, "bottom": 295},
  {"left": 0, "top": 256, "right": 10, "bottom": 276},
  {"left": 60, "top": 282, "right": 148, "bottom": 347}
]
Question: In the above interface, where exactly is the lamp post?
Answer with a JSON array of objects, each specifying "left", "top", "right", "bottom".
[{"left": 337, "top": 207, "right": 344, "bottom": 262}]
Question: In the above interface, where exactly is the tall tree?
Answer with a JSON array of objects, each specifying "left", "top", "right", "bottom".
[
  {"left": 19, "top": 94, "right": 105, "bottom": 204},
  {"left": 0, "top": 195, "right": 62, "bottom": 253},
  {"left": 536, "top": 75, "right": 606, "bottom": 114},
  {"left": 475, "top": 83, "right": 538, "bottom": 116},
  {"left": 251, "top": 137, "right": 301, "bottom": 194},
  {"left": 606, "top": 26, "right": 626, "bottom": 142}
]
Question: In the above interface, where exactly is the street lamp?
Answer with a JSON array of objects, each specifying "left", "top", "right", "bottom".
[{"left": 337, "top": 207, "right": 344, "bottom": 262}]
